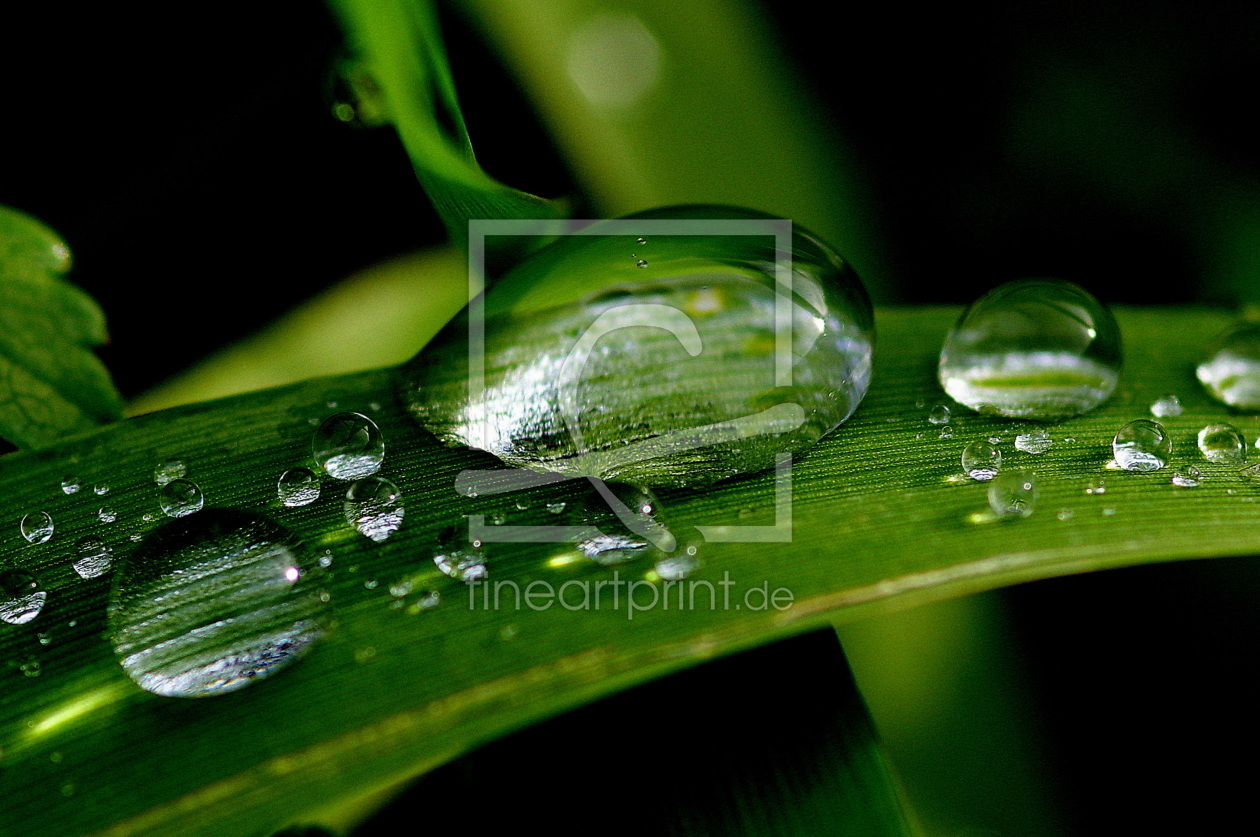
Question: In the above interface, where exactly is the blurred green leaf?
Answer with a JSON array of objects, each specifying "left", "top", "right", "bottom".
[
  {"left": 0, "top": 206, "right": 123, "bottom": 449},
  {"left": 0, "top": 306, "right": 1251, "bottom": 834}
]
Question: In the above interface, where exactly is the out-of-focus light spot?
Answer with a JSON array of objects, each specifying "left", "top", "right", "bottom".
[{"left": 566, "top": 14, "right": 662, "bottom": 109}]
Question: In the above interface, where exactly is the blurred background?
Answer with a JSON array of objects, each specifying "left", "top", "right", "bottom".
[{"left": 5, "top": 1, "right": 1260, "bottom": 833}]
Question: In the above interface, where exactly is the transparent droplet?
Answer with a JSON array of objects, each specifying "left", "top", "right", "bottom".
[
  {"left": 277, "top": 468, "right": 321, "bottom": 507},
  {"left": 1056, "top": 508, "right": 1075, "bottom": 521},
  {"left": 961, "top": 439, "right": 1002, "bottom": 481},
  {"left": 1171, "top": 466, "right": 1202, "bottom": 488},
  {"left": 1085, "top": 479, "right": 1107, "bottom": 495},
  {"left": 1014, "top": 429, "right": 1054, "bottom": 455},
  {"left": 160, "top": 479, "right": 205, "bottom": 518},
  {"left": 1198, "top": 423, "right": 1246, "bottom": 464},
  {"left": 107, "top": 509, "right": 330, "bottom": 698},
  {"left": 93, "top": 483, "right": 110, "bottom": 496},
  {"left": 434, "top": 545, "right": 488, "bottom": 583},
  {"left": 344, "top": 477, "right": 404, "bottom": 542},
  {"left": 988, "top": 470, "right": 1038, "bottom": 519},
  {"left": 313, "top": 412, "right": 384, "bottom": 480},
  {"left": 939, "top": 279, "right": 1121, "bottom": 420},
  {"left": 938, "top": 425, "right": 954, "bottom": 439},
  {"left": 635, "top": 237, "right": 647, "bottom": 245},
  {"left": 927, "top": 404, "right": 951, "bottom": 425},
  {"left": 546, "top": 501, "right": 567, "bottom": 515},
  {"left": 73, "top": 536, "right": 112, "bottom": 579},
  {"left": 18, "top": 656, "right": 41, "bottom": 678},
  {"left": 389, "top": 580, "right": 412, "bottom": 598},
  {"left": 61, "top": 476, "right": 81, "bottom": 495},
  {"left": 20, "top": 511, "right": 54, "bottom": 544},
  {"left": 399, "top": 205, "right": 874, "bottom": 488},
  {"left": 656, "top": 550, "right": 701, "bottom": 580},
  {"left": 98, "top": 507, "right": 117, "bottom": 524},
  {"left": 408, "top": 590, "right": 441, "bottom": 613},
  {"left": 153, "top": 458, "right": 187, "bottom": 486},
  {"left": 0, "top": 569, "right": 47, "bottom": 625},
  {"left": 1149, "top": 393, "right": 1182, "bottom": 418},
  {"left": 635, "top": 258, "right": 648, "bottom": 268},
  {"left": 1112, "top": 419, "right": 1171, "bottom": 472},
  {"left": 1197, "top": 322, "right": 1260, "bottom": 410}
]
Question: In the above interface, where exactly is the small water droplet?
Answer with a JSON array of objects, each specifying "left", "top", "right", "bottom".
[
  {"left": 635, "top": 258, "right": 648, "bottom": 268},
  {"left": 1085, "top": 479, "right": 1107, "bottom": 495},
  {"left": 73, "top": 536, "right": 112, "bottom": 579},
  {"left": 1197, "top": 322, "right": 1260, "bottom": 409},
  {"left": 1014, "top": 429, "right": 1054, "bottom": 455},
  {"left": 927, "top": 404, "right": 951, "bottom": 425},
  {"left": 1149, "top": 393, "right": 1182, "bottom": 418},
  {"left": 160, "top": 479, "right": 205, "bottom": 518},
  {"left": 656, "top": 551, "right": 701, "bottom": 580},
  {"left": 635, "top": 237, "right": 647, "bottom": 245},
  {"left": 1198, "top": 423, "right": 1246, "bottom": 464},
  {"left": 318, "top": 552, "right": 333, "bottom": 568},
  {"left": 20, "top": 511, "right": 54, "bottom": 544},
  {"left": 277, "top": 468, "right": 321, "bottom": 507},
  {"left": 938, "top": 425, "right": 954, "bottom": 439},
  {"left": 93, "top": 483, "right": 110, "bottom": 496},
  {"left": 434, "top": 545, "right": 487, "bottom": 582},
  {"left": 546, "top": 501, "right": 567, "bottom": 514},
  {"left": 389, "top": 580, "right": 412, "bottom": 598},
  {"left": 987, "top": 470, "right": 1037, "bottom": 519},
  {"left": 408, "top": 590, "right": 441, "bottom": 613},
  {"left": 939, "top": 279, "right": 1121, "bottom": 419},
  {"left": 98, "top": 507, "right": 117, "bottom": 524},
  {"left": 1056, "top": 508, "right": 1075, "bottom": 521},
  {"left": 153, "top": 458, "right": 187, "bottom": 486},
  {"left": 363, "top": 579, "right": 379, "bottom": 590},
  {"left": 61, "top": 476, "right": 81, "bottom": 495},
  {"left": 18, "top": 655, "right": 41, "bottom": 678},
  {"left": 1113, "top": 419, "right": 1171, "bottom": 472},
  {"left": 1171, "top": 466, "right": 1202, "bottom": 487},
  {"left": 344, "top": 477, "right": 404, "bottom": 542},
  {"left": 1102, "top": 507, "right": 1117, "bottom": 516},
  {"left": 313, "top": 412, "right": 385, "bottom": 479},
  {"left": 37, "top": 631, "right": 52, "bottom": 646},
  {"left": 961, "top": 439, "right": 1002, "bottom": 481},
  {"left": 107, "top": 509, "right": 330, "bottom": 698},
  {"left": 0, "top": 569, "right": 46, "bottom": 625}
]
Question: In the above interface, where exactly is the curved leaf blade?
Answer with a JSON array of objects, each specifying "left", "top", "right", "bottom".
[{"left": 0, "top": 307, "right": 1252, "bottom": 835}]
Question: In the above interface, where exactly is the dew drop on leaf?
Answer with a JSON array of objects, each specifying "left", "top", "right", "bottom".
[
  {"left": 19, "top": 511, "right": 53, "bottom": 544},
  {"left": 344, "top": 477, "right": 404, "bottom": 542},
  {"left": 1014, "top": 429, "right": 1053, "bottom": 455},
  {"left": 1171, "top": 466, "right": 1202, "bottom": 487},
  {"left": 927, "top": 404, "right": 951, "bottom": 425},
  {"left": 1197, "top": 423, "right": 1246, "bottom": 464},
  {"left": 0, "top": 568, "right": 46, "bottom": 625},
  {"left": 1113, "top": 419, "right": 1171, "bottom": 472},
  {"left": 1149, "top": 393, "right": 1182, "bottom": 418},
  {"left": 73, "top": 536, "right": 112, "bottom": 579},
  {"left": 313, "top": 412, "right": 384, "bottom": 480},
  {"left": 160, "top": 479, "right": 205, "bottom": 518},
  {"left": 961, "top": 439, "right": 1001, "bottom": 481},
  {"left": 399, "top": 205, "right": 874, "bottom": 488},
  {"left": 988, "top": 470, "right": 1038, "bottom": 519},
  {"left": 277, "top": 467, "right": 321, "bottom": 507},
  {"left": 60, "top": 476, "right": 80, "bottom": 494},
  {"left": 1197, "top": 322, "right": 1260, "bottom": 410},
  {"left": 107, "top": 509, "right": 329, "bottom": 698},
  {"left": 153, "top": 458, "right": 187, "bottom": 486},
  {"left": 939, "top": 279, "right": 1121, "bottom": 420}
]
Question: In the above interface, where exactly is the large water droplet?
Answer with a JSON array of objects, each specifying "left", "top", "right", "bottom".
[
  {"left": 153, "top": 458, "right": 187, "bottom": 486},
  {"left": 1113, "top": 419, "right": 1171, "bottom": 472},
  {"left": 107, "top": 509, "right": 329, "bottom": 698},
  {"left": 1197, "top": 322, "right": 1260, "bottom": 410},
  {"left": 277, "top": 468, "right": 321, "bottom": 507},
  {"left": 1197, "top": 423, "right": 1246, "bottom": 464},
  {"left": 939, "top": 279, "right": 1121, "bottom": 420},
  {"left": 961, "top": 439, "right": 1001, "bottom": 481},
  {"left": 160, "top": 479, "right": 205, "bottom": 518},
  {"left": 73, "top": 536, "right": 112, "bottom": 579},
  {"left": 344, "top": 477, "right": 404, "bottom": 542},
  {"left": 398, "top": 205, "right": 874, "bottom": 488},
  {"left": 20, "top": 511, "right": 54, "bottom": 544},
  {"left": 0, "top": 569, "right": 46, "bottom": 625},
  {"left": 988, "top": 470, "right": 1038, "bottom": 519},
  {"left": 313, "top": 412, "right": 385, "bottom": 480}
]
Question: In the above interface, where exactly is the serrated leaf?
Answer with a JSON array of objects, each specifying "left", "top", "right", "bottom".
[
  {"left": 0, "top": 206, "right": 123, "bottom": 449},
  {"left": 0, "top": 306, "right": 1254, "bottom": 835},
  {"left": 328, "top": 0, "right": 564, "bottom": 252}
]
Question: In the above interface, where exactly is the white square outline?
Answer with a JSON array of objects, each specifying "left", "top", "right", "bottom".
[{"left": 463, "top": 217, "right": 795, "bottom": 543}]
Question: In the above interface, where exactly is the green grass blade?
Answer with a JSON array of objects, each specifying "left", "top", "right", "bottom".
[
  {"left": 0, "top": 306, "right": 1251, "bottom": 835},
  {"left": 329, "top": 0, "right": 563, "bottom": 251}
]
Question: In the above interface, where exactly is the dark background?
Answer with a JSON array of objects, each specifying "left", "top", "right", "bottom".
[{"left": 5, "top": 2, "right": 1260, "bottom": 834}]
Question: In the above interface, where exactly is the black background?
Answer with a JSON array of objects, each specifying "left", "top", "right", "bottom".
[{"left": 5, "top": 2, "right": 1260, "bottom": 834}]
